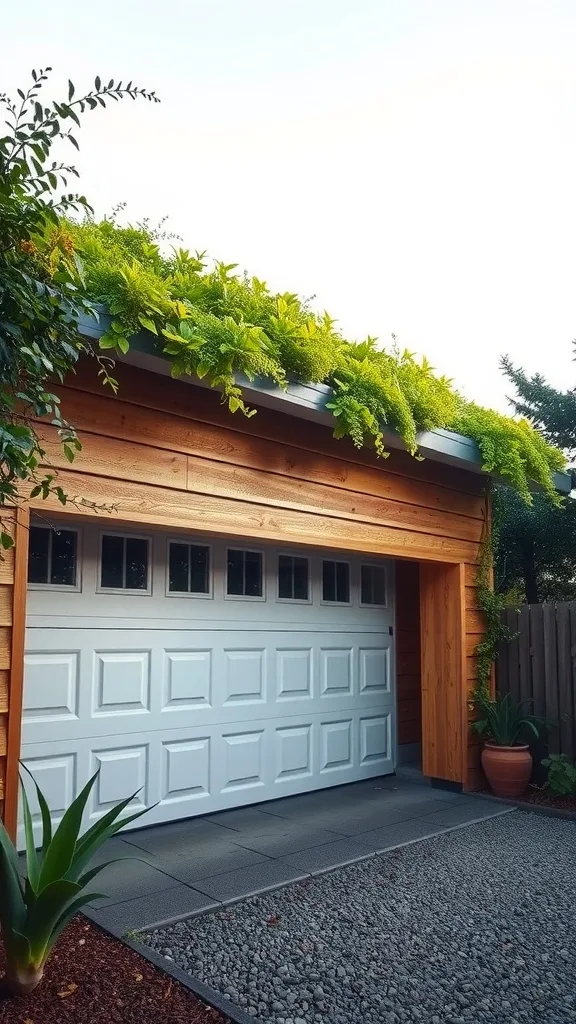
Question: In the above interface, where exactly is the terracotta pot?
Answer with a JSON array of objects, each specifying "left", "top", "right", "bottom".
[{"left": 481, "top": 742, "right": 532, "bottom": 798}]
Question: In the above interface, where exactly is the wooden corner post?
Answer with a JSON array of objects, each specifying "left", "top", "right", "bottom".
[
  {"left": 419, "top": 561, "right": 467, "bottom": 785},
  {"left": 2, "top": 507, "right": 29, "bottom": 839}
]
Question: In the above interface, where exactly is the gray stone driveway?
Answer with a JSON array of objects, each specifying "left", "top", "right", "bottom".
[{"left": 85, "top": 776, "right": 511, "bottom": 934}]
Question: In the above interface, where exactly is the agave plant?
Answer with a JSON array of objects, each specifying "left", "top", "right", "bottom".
[
  {"left": 0, "top": 767, "right": 148, "bottom": 996},
  {"left": 473, "top": 691, "right": 543, "bottom": 746}
]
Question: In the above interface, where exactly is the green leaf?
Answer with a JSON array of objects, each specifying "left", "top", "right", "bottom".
[
  {"left": 70, "top": 795, "right": 149, "bottom": 878},
  {"left": 20, "top": 764, "right": 52, "bottom": 858},
  {"left": 37, "top": 772, "right": 99, "bottom": 891},
  {"left": 138, "top": 315, "right": 158, "bottom": 335},
  {"left": 25, "top": 879, "right": 82, "bottom": 964},
  {"left": 99, "top": 333, "right": 118, "bottom": 350},
  {"left": 44, "top": 893, "right": 105, "bottom": 958},
  {"left": 68, "top": 79, "right": 75, "bottom": 101},
  {"left": 0, "top": 826, "right": 26, "bottom": 961},
  {"left": 116, "top": 335, "right": 130, "bottom": 355},
  {"left": 21, "top": 781, "right": 40, "bottom": 892},
  {"left": 95, "top": 76, "right": 101, "bottom": 91}
]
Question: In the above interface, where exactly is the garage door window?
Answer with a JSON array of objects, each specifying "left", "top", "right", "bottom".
[
  {"left": 168, "top": 541, "right": 211, "bottom": 596},
  {"left": 226, "top": 548, "right": 263, "bottom": 598},
  {"left": 322, "top": 559, "right": 350, "bottom": 604},
  {"left": 100, "top": 533, "right": 150, "bottom": 593},
  {"left": 28, "top": 525, "right": 79, "bottom": 589},
  {"left": 278, "top": 554, "right": 310, "bottom": 602},
  {"left": 360, "top": 564, "right": 387, "bottom": 606}
]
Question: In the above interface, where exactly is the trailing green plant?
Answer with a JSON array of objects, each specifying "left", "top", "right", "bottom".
[
  {"left": 541, "top": 753, "right": 576, "bottom": 796},
  {"left": 61, "top": 216, "right": 565, "bottom": 504},
  {"left": 0, "top": 68, "right": 158, "bottom": 550},
  {"left": 473, "top": 691, "right": 543, "bottom": 747},
  {"left": 474, "top": 485, "right": 514, "bottom": 698},
  {"left": 0, "top": 767, "right": 148, "bottom": 996}
]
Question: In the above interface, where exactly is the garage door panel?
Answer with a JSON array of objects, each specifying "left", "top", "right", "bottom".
[
  {"left": 24, "top": 629, "right": 393, "bottom": 740},
  {"left": 21, "top": 704, "right": 394, "bottom": 841},
  {"left": 23, "top": 650, "right": 80, "bottom": 724},
  {"left": 21, "top": 529, "right": 397, "bottom": 845}
]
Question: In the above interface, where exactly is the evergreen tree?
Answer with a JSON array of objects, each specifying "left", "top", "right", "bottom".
[{"left": 497, "top": 353, "right": 576, "bottom": 603}]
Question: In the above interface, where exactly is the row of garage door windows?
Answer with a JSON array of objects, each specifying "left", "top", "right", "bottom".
[{"left": 27, "top": 525, "right": 388, "bottom": 607}]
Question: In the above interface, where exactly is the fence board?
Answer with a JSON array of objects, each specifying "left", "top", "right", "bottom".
[
  {"left": 542, "top": 604, "right": 560, "bottom": 752},
  {"left": 518, "top": 605, "right": 532, "bottom": 707},
  {"left": 497, "top": 601, "right": 576, "bottom": 762},
  {"left": 530, "top": 605, "right": 546, "bottom": 723},
  {"left": 504, "top": 608, "right": 520, "bottom": 702},
  {"left": 556, "top": 604, "right": 574, "bottom": 762}
]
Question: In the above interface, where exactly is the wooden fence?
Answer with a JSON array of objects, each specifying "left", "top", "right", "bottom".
[{"left": 496, "top": 602, "right": 576, "bottom": 762}]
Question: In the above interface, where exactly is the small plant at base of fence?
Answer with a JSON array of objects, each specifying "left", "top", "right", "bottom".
[{"left": 541, "top": 753, "right": 576, "bottom": 796}]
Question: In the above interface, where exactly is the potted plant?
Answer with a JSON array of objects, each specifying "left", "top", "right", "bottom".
[{"left": 473, "top": 692, "right": 542, "bottom": 798}]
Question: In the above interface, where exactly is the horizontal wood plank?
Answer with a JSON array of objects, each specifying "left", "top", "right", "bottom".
[
  {"left": 465, "top": 608, "right": 485, "bottom": 634},
  {"left": 28, "top": 472, "right": 480, "bottom": 563},
  {"left": 39, "top": 428, "right": 188, "bottom": 490},
  {"left": 0, "top": 586, "right": 12, "bottom": 627},
  {"left": 50, "top": 386, "right": 486, "bottom": 521},
  {"left": 0, "top": 628, "right": 10, "bottom": 671},
  {"left": 398, "top": 699, "right": 421, "bottom": 723},
  {"left": 399, "top": 724, "right": 421, "bottom": 744},
  {"left": 36, "top": 425, "right": 485, "bottom": 546},
  {"left": 183, "top": 455, "right": 483, "bottom": 543},
  {"left": 60, "top": 365, "right": 487, "bottom": 497},
  {"left": 396, "top": 630, "right": 420, "bottom": 655},
  {"left": 0, "top": 671, "right": 7, "bottom": 714},
  {"left": 0, "top": 545, "right": 15, "bottom": 585}
]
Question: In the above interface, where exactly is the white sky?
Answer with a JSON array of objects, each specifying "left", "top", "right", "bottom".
[{"left": 3, "top": 0, "right": 576, "bottom": 410}]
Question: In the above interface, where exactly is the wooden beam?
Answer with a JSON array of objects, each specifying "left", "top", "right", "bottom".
[
  {"left": 4, "top": 506, "right": 29, "bottom": 840},
  {"left": 420, "top": 561, "right": 467, "bottom": 783},
  {"left": 28, "top": 470, "right": 480, "bottom": 564}
]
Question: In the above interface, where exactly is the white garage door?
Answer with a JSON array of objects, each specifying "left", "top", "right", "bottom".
[{"left": 21, "top": 520, "right": 395, "bottom": 842}]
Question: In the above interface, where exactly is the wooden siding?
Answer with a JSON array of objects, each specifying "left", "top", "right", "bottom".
[
  {"left": 2, "top": 361, "right": 487, "bottom": 824},
  {"left": 396, "top": 561, "right": 422, "bottom": 747},
  {"left": 0, "top": 508, "right": 29, "bottom": 835},
  {"left": 420, "top": 562, "right": 467, "bottom": 782}
]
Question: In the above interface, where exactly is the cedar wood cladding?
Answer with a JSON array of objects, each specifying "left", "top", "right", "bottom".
[{"left": 0, "top": 361, "right": 486, "bottom": 818}]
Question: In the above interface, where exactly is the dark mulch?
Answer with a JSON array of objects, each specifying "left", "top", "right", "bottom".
[
  {"left": 479, "top": 785, "right": 576, "bottom": 813},
  {"left": 0, "top": 916, "right": 227, "bottom": 1024},
  {"left": 521, "top": 786, "right": 576, "bottom": 812}
]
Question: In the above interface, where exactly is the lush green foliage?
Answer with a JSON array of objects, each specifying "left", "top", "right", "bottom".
[
  {"left": 495, "top": 354, "right": 576, "bottom": 604},
  {"left": 0, "top": 768, "right": 147, "bottom": 995},
  {"left": 541, "top": 753, "right": 576, "bottom": 796},
  {"left": 474, "top": 487, "right": 513, "bottom": 696},
  {"left": 64, "top": 215, "right": 565, "bottom": 498},
  {"left": 0, "top": 69, "right": 158, "bottom": 549},
  {"left": 502, "top": 352, "right": 576, "bottom": 463},
  {"left": 496, "top": 485, "right": 576, "bottom": 604},
  {"left": 0, "top": 69, "right": 565, "bottom": 553},
  {"left": 473, "top": 691, "right": 542, "bottom": 747}
]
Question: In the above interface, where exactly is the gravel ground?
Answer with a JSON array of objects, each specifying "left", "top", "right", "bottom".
[{"left": 146, "top": 811, "right": 576, "bottom": 1024}]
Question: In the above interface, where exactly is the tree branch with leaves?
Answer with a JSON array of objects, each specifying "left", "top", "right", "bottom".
[{"left": 0, "top": 68, "right": 159, "bottom": 549}]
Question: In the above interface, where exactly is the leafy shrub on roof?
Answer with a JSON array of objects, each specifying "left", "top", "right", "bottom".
[{"left": 67, "top": 215, "right": 565, "bottom": 502}]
